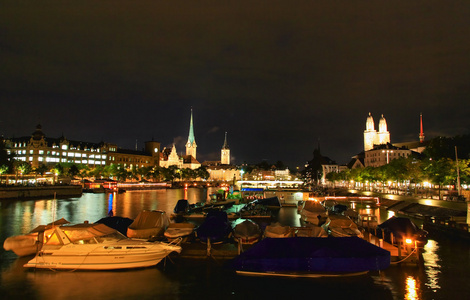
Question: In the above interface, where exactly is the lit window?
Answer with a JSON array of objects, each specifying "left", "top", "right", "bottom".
[
  {"left": 52, "top": 151, "right": 56, "bottom": 155},
  {"left": 75, "top": 153, "right": 81, "bottom": 157},
  {"left": 61, "top": 145, "right": 68, "bottom": 150},
  {"left": 30, "top": 150, "right": 33, "bottom": 154},
  {"left": 68, "top": 153, "right": 74, "bottom": 157},
  {"left": 95, "top": 155, "right": 101, "bottom": 159},
  {"left": 39, "top": 150, "right": 44, "bottom": 155},
  {"left": 82, "top": 154, "right": 87, "bottom": 157},
  {"left": 82, "top": 160, "right": 87, "bottom": 164},
  {"left": 39, "top": 157, "right": 44, "bottom": 162},
  {"left": 29, "top": 157, "right": 33, "bottom": 161},
  {"left": 102, "top": 155, "right": 106, "bottom": 159}
]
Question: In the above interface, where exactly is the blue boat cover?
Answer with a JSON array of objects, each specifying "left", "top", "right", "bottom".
[
  {"left": 196, "top": 210, "right": 232, "bottom": 243},
  {"left": 230, "top": 237, "right": 390, "bottom": 274}
]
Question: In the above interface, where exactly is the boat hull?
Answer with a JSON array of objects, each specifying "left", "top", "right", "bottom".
[{"left": 24, "top": 242, "right": 181, "bottom": 270}]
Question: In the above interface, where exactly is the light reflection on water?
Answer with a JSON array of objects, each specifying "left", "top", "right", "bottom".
[
  {"left": 405, "top": 276, "right": 419, "bottom": 300},
  {"left": 422, "top": 240, "right": 441, "bottom": 291},
  {"left": 1, "top": 190, "right": 469, "bottom": 299}
]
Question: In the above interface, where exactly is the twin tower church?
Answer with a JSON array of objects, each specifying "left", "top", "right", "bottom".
[{"left": 159, "top": 109, "right": 231, "bottom": 169}]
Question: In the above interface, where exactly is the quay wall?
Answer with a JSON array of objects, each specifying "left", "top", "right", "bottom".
[{"left": 0, "top": 185, "right": 82, "bottom": 200}]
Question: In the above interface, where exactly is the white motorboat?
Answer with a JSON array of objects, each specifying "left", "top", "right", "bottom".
[
  {"left": 24, "top": 222, "right": 181, "bottom": 270},
  {"left": 3, "top": 218, "right": 70, "bottom": 257},
  {"left": 299, "top": 200, "right": 327, "bottom": 225},
  {"left": 322, "top": 215, "right": 363, "bottom": 238}
]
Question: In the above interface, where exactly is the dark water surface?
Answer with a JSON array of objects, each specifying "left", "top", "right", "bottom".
[{"left": 1, "top": 189, "right": 469, "bottom": 300}]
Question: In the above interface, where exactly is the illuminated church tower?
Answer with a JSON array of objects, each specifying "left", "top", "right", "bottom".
[
  {"left": 364, "top": 112, "right": 390, "bottom": 151},
  {"left": 364, "top": 113, "right": 377, "bottom": 151},
  {"left": 221, "top": 132, "right": 230, "bottom": 165},
  {"left": 185, "top": 109, "right": 197, "bottom": 159},
  {"left": 377, "top": 114, "right": 390, "bottom": 145}
]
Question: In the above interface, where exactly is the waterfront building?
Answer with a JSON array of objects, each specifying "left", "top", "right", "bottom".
[
  {"left": 364, "top": 143, "right": 412, "bottom": 168},
  {"left": 3, "top": 124, "right": 158, "bottom": 169}
]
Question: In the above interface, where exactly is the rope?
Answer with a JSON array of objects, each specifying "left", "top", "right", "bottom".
[{"left": 390, "top": 247, "right": 418, "bottom": 264}]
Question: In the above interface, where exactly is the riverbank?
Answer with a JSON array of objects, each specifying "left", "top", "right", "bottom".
[{"left": 0, "top": 185, "right": 82, "bottom": 200}]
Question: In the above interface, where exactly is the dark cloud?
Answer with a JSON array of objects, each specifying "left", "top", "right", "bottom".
[{"left": 1, "top": 1, "right": 469, "bottom": 168}]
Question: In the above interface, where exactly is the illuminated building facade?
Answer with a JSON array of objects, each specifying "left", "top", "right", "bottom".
[
  {"left": 364, "top": 143, "right": 411, "bottom": 167},
  {"left": 364, "top": 113, "right": 390, "bottom": 151},
  {"left": 159, "top": 109, "right": 201, "bottom": 169},
  {"left": 4, "top": 124, "right": 159, "bottom": 169}
]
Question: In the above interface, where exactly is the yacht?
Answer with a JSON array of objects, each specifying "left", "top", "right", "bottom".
[{"left": 24, "top": 222, "right": 181, "bottom": 270}]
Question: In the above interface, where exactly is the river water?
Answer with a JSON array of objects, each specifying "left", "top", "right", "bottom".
[{"left": 1, "top": 188, "right": 469, "bottom": 300}]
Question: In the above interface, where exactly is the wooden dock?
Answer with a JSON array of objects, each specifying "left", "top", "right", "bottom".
[{"left": 362, "top": 231, "right": 421, "bottom": 265}]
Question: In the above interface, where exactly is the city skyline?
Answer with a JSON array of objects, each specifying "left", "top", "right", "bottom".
[{"left": 1, "top": 1, "right": 469, "bottom": 168}]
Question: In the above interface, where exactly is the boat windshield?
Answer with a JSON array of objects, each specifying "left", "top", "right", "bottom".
[{"left": 94, "top": 232, "right": 128, "bottom": 243}]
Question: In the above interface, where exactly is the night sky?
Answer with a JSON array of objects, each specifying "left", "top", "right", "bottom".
[{"left": 1, "top": 1, "right": 469, "bottom": 169}]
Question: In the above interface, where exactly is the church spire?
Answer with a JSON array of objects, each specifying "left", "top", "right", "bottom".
[
  {"left": 186, "top": 108, "right": 197, "bottom": 159},
  {"left": 221, "top": 131, "right": 230, "bottom": 165},
  {"left": 222, "top": 132, "right": 229, "bottom": 149},
  {"left": 419, "top": 113, "right": 425, "bottom": 143},
  {"left": 187, "top": 108, "right": 195, "bottom": 145}
]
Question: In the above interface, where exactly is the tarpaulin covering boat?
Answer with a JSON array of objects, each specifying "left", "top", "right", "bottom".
[
  {"left": 232, "top": 219, "right": 262, "bottom": 244},
  {"left": 3, "top": 218, "right": 70, "bottom": 257},
  {"left": 127, "top": 210, "right": 170, "bottom": 239},
  {"left": 95, "top": 216, "right": 134, "bottom": 236},
  {"left": 195, "top": 210, "right": 232, "bottom": 244},
  {"left": 230, "top": 237, "right": 390, "bottom": 277}
]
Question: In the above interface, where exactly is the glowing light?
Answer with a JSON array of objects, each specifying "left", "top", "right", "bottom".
[{"left": 406, "top": 238, "right": 413, "bottom": 245}]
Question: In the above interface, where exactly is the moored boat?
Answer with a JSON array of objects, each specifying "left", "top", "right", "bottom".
[
  {"left": 230, "top": 237, "right": 391, "bottom": 277},
  {"left": 322, "top": 215, "right": 363, "bottom": 238},
  {"left": 299, "top": 200, "right": 327, "bottom": 225},
  {"left": 23, "top": 223, "right": 181, "bottom": 270},
  {"left": 127, "top": 210, "right": 170, "bottom": 240},
  {"left": 294, "top": 224, "right": 328, "bottom": 238},
  {"left": 195, "top": 210, "right": 232, "bottom": 244},
  {"left": 164, "top": 222, "right": 195, "bottom": 243},
  {"left": 232, "top": 219, "right": 262, "bottom": 244},
  {"left": 264, "top": 222, "right": 293, "bottom": 238}
]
